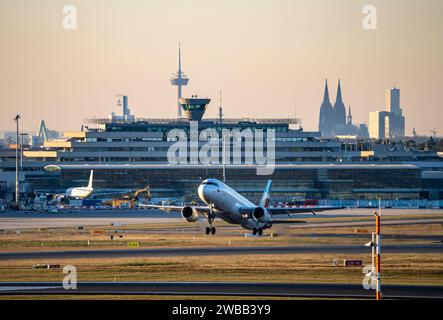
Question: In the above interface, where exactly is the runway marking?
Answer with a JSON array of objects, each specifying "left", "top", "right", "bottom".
[{"left": 0, "top": 286, "right": 56, "bottom": 291}]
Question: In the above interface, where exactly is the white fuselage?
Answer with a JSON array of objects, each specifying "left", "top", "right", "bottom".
[
  {"left": 198, "top": 179, "right": 269, "bottom": 230},
  {"left": 65, "top": 187, "right": 93, "bottom": 199}
]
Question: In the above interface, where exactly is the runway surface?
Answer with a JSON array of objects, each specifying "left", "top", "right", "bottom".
[
  {"left": 0, "top": 210, "right": 181, "bottom": 230},
  {"left": 0, "top": 208, "right": 442, "bottom": 230},
  {"left": 1, "top": 244, "right": 442, "bottom": 260},
  {"left": 0, "top": 282, "right": 442, "bottom": 299}
]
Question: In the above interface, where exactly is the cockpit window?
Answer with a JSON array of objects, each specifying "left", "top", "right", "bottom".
[{"left": 202, "top": 181, "right": 219, "bottom": 187}]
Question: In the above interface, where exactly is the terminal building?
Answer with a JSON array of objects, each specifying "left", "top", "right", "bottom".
[{"left": 0, "top": 93, "right": 442, "bottom": 202}]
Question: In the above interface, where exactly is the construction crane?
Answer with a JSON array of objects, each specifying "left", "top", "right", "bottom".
[
  {"left": 107, "top": 186, "right": 152, "bottom": 209},
  {"left": 430, "top": 129, "right": 437, "bottom": 138},
  {"left": 121, "top": 186, "right": 151, "bottom": 201}
]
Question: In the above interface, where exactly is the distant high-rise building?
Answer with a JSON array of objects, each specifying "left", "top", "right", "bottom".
[
  {"left": 385, "top": 87, "right": 405, "bottom": 138},
  {"left": 109, "top": 95, "right": 135, "bottom": 123},
  {"left": 368, "top": 87, "right": 406, "bottom": 139},
  {"left": 386, "top": 87, "right": 402, "bottom": 116},
  {"left": 117, "top": 95, "right": 129, "bottom": 118},
  {"left": 385, "top": 113, "right": 405, "bottom": 138},
  {"left": 369, "top": 111, "right": 390, "bottom": 139},
  {"left": 318, "top": 79, "right": 335, "bottom": 137},
  {"left": 333, "top": 79, "right": 346, "bottom": 127}
]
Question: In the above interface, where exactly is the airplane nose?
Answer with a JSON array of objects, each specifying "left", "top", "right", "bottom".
[
  {"left": 198, "top": 184, "right": 211, "bottom": 203},
  {"left": 198, "top": 184, "right": 206, "bottom": 201}
]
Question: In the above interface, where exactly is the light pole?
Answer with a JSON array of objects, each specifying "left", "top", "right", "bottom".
[
  {"left": 375, "top": 198, "right": 382, "bottom": 300},
  {"left": 366, "top": 199, "right": 382, "bottom": 300},
  {"left": 13, "top": 115, "right": 20, "bottom": 206},
  {"left": 19, "top": 133, "right": 28, "bottom": 171},
  {"left": 222, "top": 135, "right": 227, "bottom": 183}
]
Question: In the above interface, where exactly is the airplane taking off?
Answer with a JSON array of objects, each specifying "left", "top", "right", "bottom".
[
  {"left": 65, "top": 170, "right": 94, "bottom": 199},
  {"left": 144, "top": 178, "right": 343, "bottom": 236}
]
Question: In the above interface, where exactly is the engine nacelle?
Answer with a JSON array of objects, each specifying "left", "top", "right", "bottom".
[
  {"left": 181, "top": 206, "right": 200, "bottom": 222},
  {"left": 252, "top": 206, "right": 271, "bottom": 223}
]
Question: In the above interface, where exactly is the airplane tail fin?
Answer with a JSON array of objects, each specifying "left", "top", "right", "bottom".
[
  {"left": 87, "top": 170, "right": 94, "bottom": 189},
  {"left": 259, "top": 180, "right": 272, "bottom": 208}
]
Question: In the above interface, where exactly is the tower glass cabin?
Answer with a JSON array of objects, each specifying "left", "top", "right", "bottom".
[{"left": 179, "top": 97, "right": 211, "bottom": 121}]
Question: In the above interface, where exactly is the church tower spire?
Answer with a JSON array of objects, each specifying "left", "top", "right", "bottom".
[
  {"left": 318, "top": 79, "right": 335, "bottom": 137},
  {"left": 323, "top": 79, "right": 330, "bottom": 104},
  {"left": 336, "top": 79, "right": 343, "bottom": 103},
  {"left": 347, "top": 104, "right": 352, "bottom": 125},
  {"left": 333, "top": 79, "right": 346, "bottom": 127}
]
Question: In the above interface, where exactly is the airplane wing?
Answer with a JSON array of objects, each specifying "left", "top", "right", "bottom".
[
  {"left": 239, "top": 206, "right": 344, "bottom": 217},
  {"left": 267, "top": 206, "right": 345, "bottom": 216},
  {"left": 139, "top": 204, "right": 211, "bottom": 213},
  {"left": 267, "top": 207, "right": 343, "bottom": 225}
]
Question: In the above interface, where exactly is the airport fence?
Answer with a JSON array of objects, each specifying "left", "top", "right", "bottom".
[{"left": 317, "top": 199, "right": 443, "bottom": 209}]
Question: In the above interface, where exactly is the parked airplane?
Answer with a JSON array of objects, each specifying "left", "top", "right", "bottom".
[
  {"left": 144, "top": 178, "right": 343, "bottom": 236},
  {"left": 65, "top": 170, "right": 94, "bottom": 199}
]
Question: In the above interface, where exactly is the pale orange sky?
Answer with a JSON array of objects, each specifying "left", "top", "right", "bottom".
[{"left": 0, "top": 0, "right": 442, "bottom": 135}]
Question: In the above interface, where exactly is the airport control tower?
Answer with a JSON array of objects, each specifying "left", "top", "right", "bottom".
[
  {"left": 170, "top": 43, "right": 189, "bottom": 118},
  {"left": 179, "top": 96, "right": 211, "bottom": 121}
]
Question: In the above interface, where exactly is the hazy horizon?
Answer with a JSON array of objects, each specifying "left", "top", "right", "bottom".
[{"left": 1, "top": 0, "right": 442, "bottom": 136}]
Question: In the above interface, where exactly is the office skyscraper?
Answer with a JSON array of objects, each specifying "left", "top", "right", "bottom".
[
  {"left": 385, "top": 87, "right": 405, "bottom": 138},
  {"left": 386, "top": 87, "right": 402, "bottom": 116},
  {"left": 369, "top": 111, "right": 390, "bottom": 139},
  {"left": 368, "top": 87, "right": 405, "bottom": 139}
]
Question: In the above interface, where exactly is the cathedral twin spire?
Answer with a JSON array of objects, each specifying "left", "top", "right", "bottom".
[
  {"left": 319, "top": 79, "right": 334, "bottom": 137},
  {"left": 323, "top": 79, "right": 331, "bottom": 104},
  {"left": 333, "top": 79, "right": 346, "bottom": 126},
  {"left": 319, "top": 79, "right": 348, "bottom": 137}
]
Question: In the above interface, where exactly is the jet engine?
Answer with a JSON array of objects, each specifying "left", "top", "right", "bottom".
[
  {"left": 181, "top": 206, "right": 200, "bottom": 222},
  {"left": 252, "top": 206, "right": 271, "bottom": 223}
]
